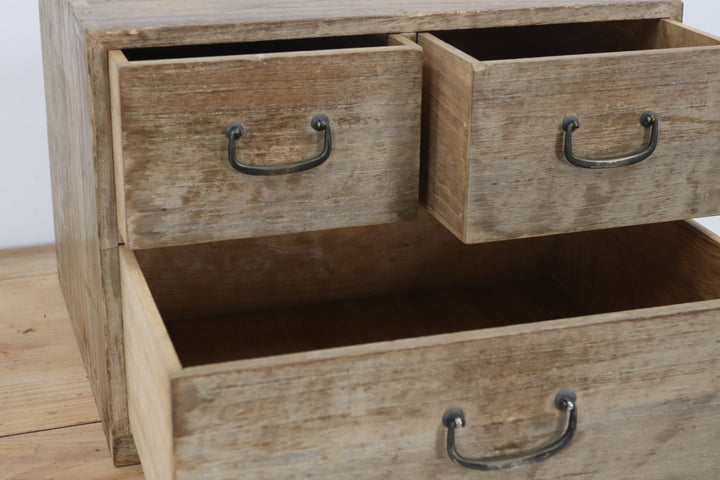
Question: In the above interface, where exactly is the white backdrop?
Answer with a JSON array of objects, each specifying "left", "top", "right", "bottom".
[{"left": 1, "top": 1, "right": 719, "bottom": 248}]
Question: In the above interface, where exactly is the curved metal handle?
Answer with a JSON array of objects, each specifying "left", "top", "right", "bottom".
[
  {"left": 562, "top": 111, "right": 657, "bottom": 169},
  {"left": 442, "top": 390, "right": 577, "bottom": 471},
  {"left": 225, "top": 114, "right": 332, "bottom": 175}
]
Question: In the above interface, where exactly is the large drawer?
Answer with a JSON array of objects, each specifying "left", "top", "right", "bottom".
[
  {"left": 121, "top": 212, "right": 720, "bottom": 479},
  {"left": 420, "top": 19, "right": 720, "bottom": 243},
  {"left": 109, "top": 35, "right": 422, "bottom": 249}
]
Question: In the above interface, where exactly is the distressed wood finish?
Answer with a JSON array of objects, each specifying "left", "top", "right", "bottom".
[
  {"left": 69, "top": 0, "right": 682, "bottom": 49},
  {"left": 109, "top": 50, "right": 128, "bottom": 244},
  {"left": 421, "top": 19, "right": 720, "bottom": 243},
  {"left": 39, "top": 0, "right": 134, "bottom": 464},
  {"left": 39, "top": 0, "right": 707, "bottom": 470},
  {"left": 165, "top": 275, "right": 585, "bottom": 366},
  {"left": 111, "top": 36, "right": 422, "bottom": 248},
  {"left": 419, "top": 34, "right": 475, "bottom": 239},
  {"left": 656, "top": 18, "right": 720, "bottom": 48},
  {"left": 120, "top": 248, "right": 181, "bottom": 480},
  {"left": 134, "top": 211, "right": 553, "bottom": 321},
  {"left": 171, "top": 307, "right": 720, "bottom": 480},
  {"left": 554, "top": 221, "right": 720, "bottom": 313},
  {"left": 117, "top": 221, "right": 720, "bottom": 480}
]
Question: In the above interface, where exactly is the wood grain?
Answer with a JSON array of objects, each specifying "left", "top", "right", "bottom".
[
  {"left": 120, "top": 247, "right": 181, "bottom": 480},
  {"left": 96, "top": 42, "right": 140, "bottom": 467},
  {"left": 37, "top": 0, "right": 700, "bottom": 470},
  {"left": 134, "top": 211, "right": 554, "bottom": 321},
  {"left": 427, "top": 19, "right": 689, "bottom": 60},
  {"left": 142, "top": 220, "right": 720, "bottom": 366},
  {"left": 422, "top": 20, "right": 720, "bottom": 243},
  {"left": 655, "top": 19, "right": 720, "bottom": 48},
  {"left": 5, "top": 238, "right": 719, "bottom": 480},
  {"left": 130, "top": 220, "right": 720, "bottom": 479},
  {"left": 39, "top": 0, "right": 134, "bottom": 464},
  {"left": 109, "top": 50, "right": 129, "bottom": 244},
  {"left": 67, "top": 0, "right": 683, "bottom": 49},
  {"left": 418, "top": 33, "right": 474, "bottom": 239},
  {"left": 554, "top": 220, "right": 720, "bottom": 312},
  {"left": 166, "top": 275, "right": 586, "bottom": 366},
  {"left": 0, "top": 274, "right": 98, "bottom": 437},
  {"left": 111, "top": 36, "right": 422, "bottom": 248},
  {"left": 0, "top": 245, "right": 144, "bottom": 479},
  {"left": 169, "top": 302, "right": 720, "bottom": 480},
  {"left": 0, "top": 423, "right": 145, "bottom": 480},
  {"left": 0, "top": 244, "right": 56, "bottom": 281}
]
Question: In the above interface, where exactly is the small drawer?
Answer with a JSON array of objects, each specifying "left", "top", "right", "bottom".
[
  {"left": 109, "top": 35, "right": 422, "bottom": 249},
  {"left": 419, "top": 19, "right": 720, "bottom": 243},
  {"left": 121, "top": 212, "right": 720, "bottom": 479}
]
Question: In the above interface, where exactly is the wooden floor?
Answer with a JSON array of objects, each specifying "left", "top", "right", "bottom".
[{"left": 0, "top": 245, "right": 144, "bottom": 480}]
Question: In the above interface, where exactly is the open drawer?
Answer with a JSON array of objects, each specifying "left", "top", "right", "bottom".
[
  {"left": 420, "top": 19, "right": 720, "bottom": 243},
  {"left": 121, "top": 211, "right": 720, "bottom": 479},
  {"left": 109, "top": 34, "right": 422, "bottom": 249}
]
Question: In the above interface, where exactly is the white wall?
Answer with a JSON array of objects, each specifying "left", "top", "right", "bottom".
[
  {"left": 675, "top": 1, "right": 720, "bottom": 235},
  {"left": 1, "top": 1, "right": 719, "bottom": 248},
  {"left": 1, "top": 1, "right": 52, "bottom": 249}
]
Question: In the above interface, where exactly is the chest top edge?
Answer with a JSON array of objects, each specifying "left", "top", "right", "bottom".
[{"left": 65, "top": 0, "right": 683, "bottom": 50}]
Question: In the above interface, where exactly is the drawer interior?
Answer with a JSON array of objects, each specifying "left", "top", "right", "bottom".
[
  {"left": 122, "top": 34, "right": 392, "bottom": 61},
  {"left": 132, "top": 212, "right": 720, "bottom": 367},
  {"left": 430, "top": 19, "right": 720, "bottom": 61}
]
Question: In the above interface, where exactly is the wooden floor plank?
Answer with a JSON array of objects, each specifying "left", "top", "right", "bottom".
[
  {"left": 0, "top": 273, "right": 99, "bottom": 437},
  {"left": 0, "top": 245, "right": 144, "bottom": 477},
  {"left": 0, "top": 244, "right": 57, "bottom": 281},
  {"left": 0, "top": 422, "right": 144, "bottom": 480}
]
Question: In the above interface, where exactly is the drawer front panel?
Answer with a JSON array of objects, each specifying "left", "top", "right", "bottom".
[
  {"left": 169, "top": 307, "right": 720, "bottom": 480},
  {"left": 110, "top": 37, "right": 422, "bottom": 249},
  {"left": 420, "top": 21, "right": 720, "bottom": 243}
]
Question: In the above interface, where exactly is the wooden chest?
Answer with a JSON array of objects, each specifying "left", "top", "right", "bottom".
[{"left": 40, "top": 1, "right": 720, "bottom": 478}]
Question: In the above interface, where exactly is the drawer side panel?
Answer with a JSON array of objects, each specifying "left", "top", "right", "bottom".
[
  {"left": 120, "top": 247, "right": 181, "bottom": 480},
  {"left": 109, "top": 50, "right": 129, "bottom": 244},
  {"left": 553, "top": 220, "right": 720, "bottom": 313},
  {"left": 418, "top": 33, "right": 474, "bottom": 240}
]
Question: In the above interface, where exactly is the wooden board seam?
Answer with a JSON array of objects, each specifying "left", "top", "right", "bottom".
[{"left": 0, "top": 420, "right": 102, "bottom": 441}]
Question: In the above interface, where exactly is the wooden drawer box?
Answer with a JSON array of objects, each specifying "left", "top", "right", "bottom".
[
  {"left": 110, "top": 35, "right": 422, "bottom": 249},
  {"left": 420, "top": 19, "right": 720, "bottom": 243},
  {"left": 121, "top": 213, "right": 720, "bottom": 480}
]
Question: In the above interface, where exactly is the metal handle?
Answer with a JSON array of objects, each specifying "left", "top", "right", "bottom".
[
  {"left": 562, "top": 111, "right": 657, "bottom": 169},
  {"left": 225, "top": 114, "right": 332, "bottom": 175},
  {"left": 442, "top": 389, "right": 577, "bottom": 471}
]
